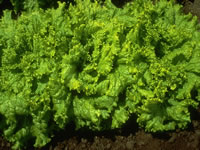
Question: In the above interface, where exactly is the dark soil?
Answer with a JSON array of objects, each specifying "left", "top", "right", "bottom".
[{"left": 1, "top": 0, "right": 200, "bottom": 150}]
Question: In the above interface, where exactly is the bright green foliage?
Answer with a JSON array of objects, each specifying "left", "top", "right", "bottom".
[{"left": 0, "top": 0, "right": 200, "bottom": 149}]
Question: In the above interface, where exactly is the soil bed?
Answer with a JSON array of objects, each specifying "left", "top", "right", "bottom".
[{"left": 0, "top": 0, "right": 200, "bottom": 150}]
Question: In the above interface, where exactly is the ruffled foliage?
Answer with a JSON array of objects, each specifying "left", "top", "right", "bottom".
[{"left": 0, "top": 0, "right": 200, "bottom": 149}]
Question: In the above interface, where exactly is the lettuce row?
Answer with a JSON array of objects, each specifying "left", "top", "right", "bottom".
[{"left": 0, "top": 0, "right": 200, "bottom": 149}]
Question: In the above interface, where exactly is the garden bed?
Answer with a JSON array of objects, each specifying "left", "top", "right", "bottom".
[{"left": 0, "top": 0, "right": 200, "bottom": 150}]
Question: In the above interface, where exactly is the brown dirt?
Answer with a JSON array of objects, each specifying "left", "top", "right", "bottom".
[
  {"left": 181, "top": 0, "right": 200, "bottom": 23},
  {"left": 33, "top": 106, "right": 200, "bottom": 150},
  {"left": 0, "top": 0, "right": 200, "bottom": 150}
]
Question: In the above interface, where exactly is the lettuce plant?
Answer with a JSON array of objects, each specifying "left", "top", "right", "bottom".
[{"left": 0, "top": 0, "right": 200, "bottom": 149}]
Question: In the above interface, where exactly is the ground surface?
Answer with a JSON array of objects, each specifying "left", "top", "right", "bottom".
[{"left": 0, "top": 0, "right": 200, "bottom": 150}]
